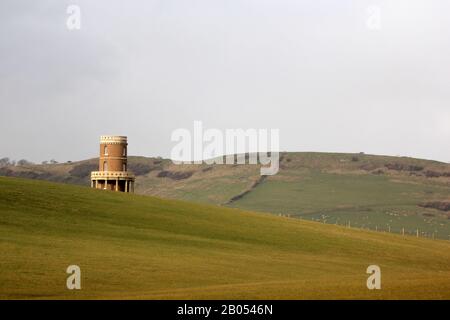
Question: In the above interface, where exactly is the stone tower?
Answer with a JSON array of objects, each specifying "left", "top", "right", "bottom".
[{"left": 91, "top": 135, "right": 135, "bottom": 192}]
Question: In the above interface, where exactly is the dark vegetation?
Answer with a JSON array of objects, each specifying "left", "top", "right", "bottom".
[
  {"left": 128, "top": 163, "right": 154, "bottom": 176},
  {"left": 424, "top": 170, "right": 450, "bottom": 178},
  {"left": 69, "top": 163, "right": 98, "bottom": 178},
  {"left": 419, "top": 201, "right": 450, "bottom": 212},
  {"left": 385, "top": 163, "right": 424, "bottom": 172},
  {"left": 227, "top": 175, "right": 267, "bottom": 204},
  {"left": 157, "top": 170, "right": 194, "bottom": 180}
]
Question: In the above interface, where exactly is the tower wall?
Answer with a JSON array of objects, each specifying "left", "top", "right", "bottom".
[{"left": 99, "top": 136, "right": 128, "bottom": 172}]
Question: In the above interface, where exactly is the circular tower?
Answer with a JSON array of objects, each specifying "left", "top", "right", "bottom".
[{"left": 91, "top": 135, "right": 135, "bottom": 192}]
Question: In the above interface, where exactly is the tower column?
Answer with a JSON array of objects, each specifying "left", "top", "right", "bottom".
[{"left": 115, "top": 178, "right": 119, "bottom": 191}]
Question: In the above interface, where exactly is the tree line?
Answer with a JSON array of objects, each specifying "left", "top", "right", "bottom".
[{"left": 0, "top": 157, "right": 60, "bottom": 167}]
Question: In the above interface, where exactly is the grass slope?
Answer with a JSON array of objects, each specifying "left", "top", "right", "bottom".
[
  {"left": 1, "top": 177, "right": 450, "bottom": 299},
  {"left": 229, "top": 169, "right": 450, "bottom": 238}
]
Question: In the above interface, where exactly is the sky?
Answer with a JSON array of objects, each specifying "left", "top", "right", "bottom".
[{"left": 0, "top": 0, "right": 449, "bottom": 163}]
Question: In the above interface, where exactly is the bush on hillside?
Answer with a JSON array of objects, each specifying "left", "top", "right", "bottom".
[{"left": 69, "top": 163, "right": 98, "bottom": 178}]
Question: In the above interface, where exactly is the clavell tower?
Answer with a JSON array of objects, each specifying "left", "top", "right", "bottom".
[{"left": 90, "top": 136, "right": 135, "bottom": 192}]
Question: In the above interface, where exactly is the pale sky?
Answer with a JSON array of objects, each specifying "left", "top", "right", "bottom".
[{"left": 1, "top": 0, "right": 449, "bottom": 163}]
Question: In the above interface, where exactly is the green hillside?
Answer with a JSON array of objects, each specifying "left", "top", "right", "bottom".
[
  {"left": 1, "top": 176, "right": 450, "bottom": 299},
  {"left": 1, "top": 152, "right": 449, "bottom": 238}
]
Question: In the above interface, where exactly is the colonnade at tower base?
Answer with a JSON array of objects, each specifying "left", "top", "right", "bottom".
[{"left": 91, "top": 178, "right": 135, "bottom": 192}]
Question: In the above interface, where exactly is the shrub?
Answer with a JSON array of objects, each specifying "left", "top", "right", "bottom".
[
  {"left": 69, "top": 163, "right": 98, "bottom": 178},
  {"left": 17, "top": 159, "right": 33, "bottom": 166},
  {"left": 157, "top": 170, "right": 194, "bottom": 180},
  {"left": 128, "top": 163, "right": 153, "bottom": 176}
]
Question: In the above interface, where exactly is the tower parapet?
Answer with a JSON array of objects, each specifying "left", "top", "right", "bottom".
[{"left": 91, "top": 135, "right": 135, "bottom": 192}]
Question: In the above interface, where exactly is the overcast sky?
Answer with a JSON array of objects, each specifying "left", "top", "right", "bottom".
[{"left": 1, "top": 0, "right": 449, "bottom": 163}]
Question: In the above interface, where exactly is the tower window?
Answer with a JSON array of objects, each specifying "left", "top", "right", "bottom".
[
  {"left": 104, "top": 146, "right": 108, "bottom": 155},
  {"left": 123, "top": 164, "right": 127, "bottom": 171},
  {"left": 104, "top": 161, "right": 108, "bottom": 171},
  {"left": 123, "top": 147, "right": 127, "bottom": 156}
]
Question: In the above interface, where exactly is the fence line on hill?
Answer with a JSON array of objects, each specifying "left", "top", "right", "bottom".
[{"left": 288, "top": 214, "right": 449, "bottom": 241}]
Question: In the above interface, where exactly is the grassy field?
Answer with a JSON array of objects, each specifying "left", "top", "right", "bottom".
[
  {"left": 1, "top": 176, "right": 450, "bottom": 299},
  {"left": 229, "top": 170, "right": 450, "bottom": 238}
]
